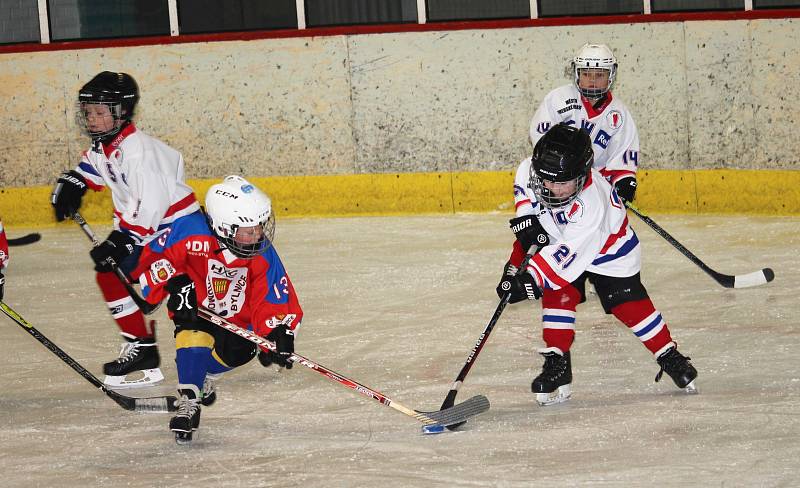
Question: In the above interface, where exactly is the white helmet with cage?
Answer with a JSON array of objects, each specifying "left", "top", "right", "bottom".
[
  {"left": 205, "top": 175, "right": 276, "bottom": 259},
  {"left": 572, "top": 43, "right": 617, "bottom": 99}
]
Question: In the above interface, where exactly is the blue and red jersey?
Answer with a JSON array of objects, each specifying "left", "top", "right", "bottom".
[{"left": 133, "top": 212, "right": 302, "bottom": 337}]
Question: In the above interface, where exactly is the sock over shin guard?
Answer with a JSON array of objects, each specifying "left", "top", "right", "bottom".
[
  {"left": 611, "top": 298, "right": 674, "bottom": 355},
  {"left": 96, "top": 271, "right": 150, "bottom": 338},
  {"left": 540, "top": 284, "right": 581, "bottom": 353}
]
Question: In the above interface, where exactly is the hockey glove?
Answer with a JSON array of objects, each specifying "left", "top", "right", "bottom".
[
  {"left": 258, "top": 324, "right": 295, "bottom": 369},
  {"left": 495, "top": 260, "right": 520, "bottom": 299},
  {"left": 614, "top": 176, "right": 637, "bottom": 203},
  {"left": 509, "top": 215, "right": 549, "bottom": 254},
  {"left": 503, "top": 272, "right": 542, "bottom": 304},
  {"left": 51, "top": 170, "right": 88, "bottom": 222},
  {"left": 166, "top": 274, "right": 198, "bottom": 326},
  {"left": 90, "top": 230, "right": 136, "bottom": 273},
  {"left": 0, "top": 270, "right": 4, "bottom": 301}
]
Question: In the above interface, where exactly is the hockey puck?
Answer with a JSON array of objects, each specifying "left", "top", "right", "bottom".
[{"left": 421, "top": 424, "right": 446, "bottom": 435}]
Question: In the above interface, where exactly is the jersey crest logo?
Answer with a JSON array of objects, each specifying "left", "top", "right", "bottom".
[
  {"left": 212, "top": 277, "right": 231, "bottom": 299},
  {"left": 606, "top": 110, "right": 623, "bottom": 130},
  {"left": 566, "top": 198, "right": 584, "bottom": 223},
  {"left": 149, "top": 259, "right": 176, "bottom": 284},
  {"left": 536, "top": 122, "right": 551, "bottom": 134}
]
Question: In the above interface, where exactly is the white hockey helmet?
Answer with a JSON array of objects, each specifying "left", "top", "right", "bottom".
[
  {"left": 205, "top": 175, "right": 275, "bottom": 259},
  {"left": 572, "top": 43, "right": 617, "bottom": 99}
]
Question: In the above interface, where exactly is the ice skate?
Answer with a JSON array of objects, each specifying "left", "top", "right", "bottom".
[
  {"left": 531, "top": 348, "right": 572, "bottom": 406},
  {"left": 201, "top": 373, "right": 223, "bottom": 407},
  {"left": 170, "top": 384, "right": 202, "bottom": 445},
  {"left": 102, "top": 337, "right": 163, "bottom": 389},
  {"left": 655, "top": 345, "right": 698, "bottom": 394}
]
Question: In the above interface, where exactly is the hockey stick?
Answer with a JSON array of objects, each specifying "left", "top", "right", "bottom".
[
  {"left": 7, "top": 233, "right": 42, "bottom": 246},
  {"left": 196, "top": 307, "right": 490, "bottom": 431},
  {"left": 71, "top": 212, "right": 159, "bottom": 314},
  {"left": 0, "top": 300, "right": 177, "bottom": 412},
  {"left": 439, "top": 252, "right": 534, "bottom": 430},
  {"left": 625, "top": 202, "right": 774, "bottom": 289}
]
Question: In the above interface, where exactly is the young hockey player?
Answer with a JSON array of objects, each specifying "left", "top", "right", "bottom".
[
  {"left": 50, "top": 71, "right": 201, "bottom": 388},
  {"left": 0, "top": 218, "right": 8, "bottom": 301},
  {"left": 134, "top": 175, "right": 303, "bottom": 444},
  {"left": 498, "top": 123, "right": 697, "bottom": 406},
  {"left": 529, "top": 43, "right": 639, "bottom": 204}
]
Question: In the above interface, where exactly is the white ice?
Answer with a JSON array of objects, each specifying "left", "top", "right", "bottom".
[{"left": 0, "top": 213, "right": 797, "bottom": 487}]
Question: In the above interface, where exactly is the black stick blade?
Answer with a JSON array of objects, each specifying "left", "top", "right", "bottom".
[
  {"left": 416, "top": 394, "right": 490, "bottom": 428},
  {"left": 7, "top": 233, "right": 41, "bottom": 246}
]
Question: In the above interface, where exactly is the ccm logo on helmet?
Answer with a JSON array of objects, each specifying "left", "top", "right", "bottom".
[{"left": 214, "top": 189, "right": 239, "bottom": 199}]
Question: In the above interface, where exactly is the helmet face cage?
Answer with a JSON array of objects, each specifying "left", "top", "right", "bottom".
[
  {"left": 530, "top": 171, "right": 587, "bottom": 209},
  {"left": 76, "top": 100, "right": 126, "bottom": 139},
  {"left": 572, "top": 44, "right": 617, "bottom": 99},
  {"left": 216, "top": 212, "right": 275, "bottom": 259}
]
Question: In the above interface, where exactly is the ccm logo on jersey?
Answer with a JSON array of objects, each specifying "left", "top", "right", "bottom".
[{"left": 149, "top": 259, "right": 176, "bottom": 284}]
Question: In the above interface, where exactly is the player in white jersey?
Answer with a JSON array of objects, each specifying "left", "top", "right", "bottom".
[
  {"left": 497, "top": 124, "right": 697, "bottom": 406},
  {"left": 50, "top": 71, "right": 201, "bottom": 388},
  {"left": 529, "top": 43, "right": 639, "bottom": 204}
]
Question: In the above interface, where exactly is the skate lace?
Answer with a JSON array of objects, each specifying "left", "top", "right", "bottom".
[
  {"left": 541, "top": 354, "right": 567, "bottom": 380},
  {"left": 655, "top": 350, "right": 692, "bottom": 383},
  {"left": 114, "top": 342, "right": 140, "bottom": 363},
  {"left": 176, "top": 396, "right": 199, "bottom": 417}
]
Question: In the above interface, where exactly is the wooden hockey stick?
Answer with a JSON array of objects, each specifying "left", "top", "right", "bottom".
[
  {"left": 196, "top": 307, "right": 490, "bottom": 430},
  {"left": 626, "top": 202, "right": 774, "bottom": 289},
  {"left": 0, "top": 301, "right": 177, "bottom": 412},
  {"left": 71, "top": 212, "right": 159, "bottom": 314}
]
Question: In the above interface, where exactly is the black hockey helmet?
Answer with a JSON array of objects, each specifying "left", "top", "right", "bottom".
[
  {"left": 529, "top": 123, "right": 594, "bottom": 209},
  {"left": 76, "top": 71, "right": 139, "bottom": 139}
]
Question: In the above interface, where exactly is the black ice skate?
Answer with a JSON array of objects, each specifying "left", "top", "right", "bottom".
[
  {"left": 170, "top": 384, "right": 202, "bottom": 445},
  {"left": 531, "top": 348, "right": 572, "bottom": 406},
  {"left": 201, "top": 373, "right": 223, "bottom": 407},
  {"left": 102, "top": 337, "right": 164, "bottom": 389},
  {"left": 655, "top": 345, "right": 698, "bottom": 394}
]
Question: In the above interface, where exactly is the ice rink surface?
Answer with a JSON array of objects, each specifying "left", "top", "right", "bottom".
[{"left": 0, "top": 213, "right": 797, "bottom": 487}]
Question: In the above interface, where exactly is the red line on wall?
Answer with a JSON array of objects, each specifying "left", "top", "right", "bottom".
[{"left": 1, "top": 8, "right": 799, "bottom": 55}]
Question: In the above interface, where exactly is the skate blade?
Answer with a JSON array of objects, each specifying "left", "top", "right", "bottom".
[
  {"left": 174, "top": 431, "right": 194, "bottom": 445},
  {"left": 104, "top": 368, "right": 165, "bottom": 389},
  {"left": 535, "top": 384, "right": 571, "bottom": 406},
  {"left": 684, "top": 380, "right": 698, "bottom": 395}
]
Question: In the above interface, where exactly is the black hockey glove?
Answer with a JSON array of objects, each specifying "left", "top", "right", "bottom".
[
  {"left": 504, "top": 272, "right": 542, "bottom": 304},
  {"left": 166, "top": 274, "right": 198, "bottom": 326},
  {"left": 258, "top": 324, "right": 295, "bottom": 369},
  {"left": 509, "top": 215, "right": 549, "bottom": 254},
  {"left": 90, "top": 230, "right": 136, "bottom": 273},
  {"left": 496, "top": 260, "right": 520, "bottom": 299},
  {"left": 51, "top": 170, "right": 88, "bottom": 222},
  {"left": 0, "top": 270, "right": 4, "bottom": 301},
  {"left": 614, "top": 176, "right": 637, "bottom": 203}
]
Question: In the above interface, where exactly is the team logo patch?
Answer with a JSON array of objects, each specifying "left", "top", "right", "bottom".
[
  {"left": 212, "top": 277, "right": 231, "bottom": 299},
  {"left": 241, "top": 184, "right": 255, "bottom": 194},
  {"left": 566, "top": 198, "right": 585, "bottom": 223},
  {"left": 149, "top": 259, "right": 176, "bottom": 284},
  {"left": 606, "top": 110, "right": 623, "bottom": 130}
]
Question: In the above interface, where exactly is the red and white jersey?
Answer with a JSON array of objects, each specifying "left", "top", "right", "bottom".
[
  {"left": 529, "top": 84, "right": 640, "bottom": 186},
  {"left": 75, "top": 123, "right": 200, "bottom": 244},
  {"left": 511, "top": 158, "right": 641, "bottom": 290},
  {"left": 0, "top": 219, "right": 8, "bottom": 268}
]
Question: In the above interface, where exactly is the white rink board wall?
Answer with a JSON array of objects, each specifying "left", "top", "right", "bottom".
[{"left": 0, "top": 18, "right": 799, "bottom": 187}]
